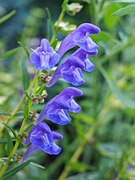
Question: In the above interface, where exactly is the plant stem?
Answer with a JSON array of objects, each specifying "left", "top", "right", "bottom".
[
  {"left": 50, "top": 0, "right": 69, "bottom": 45},
  {"left": 0, "top": 73, "right": 38, "bottom": 137},
  {"left": 0, "top": 139, "right": 20, "bottom": 177},
  {"left": 0, "top": 73, "right": 38, "bottom": 178}
]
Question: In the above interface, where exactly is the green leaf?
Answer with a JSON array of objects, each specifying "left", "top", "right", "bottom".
[
  {"left": 36, "top": 84, "right": 45, "bottom": 95},
  {"left": 2, "top": 123, "right": 17, "bottom": 138},
  {"left": 22, "top": 59, "right": 30, "bottom": 90},
  {"left": 113, "top": 4, "right": 135, "bottom": 16},
  {"left": 0, "top": 10, "right": 16, "bottom": 24},
  {"left": 5, "top": 129, "right": 13, "bottom": 155},
  {"left": 46, "top": 8, "right": 54, "bottom": 40},
  {"left": 0, "top": 111, "right": 23, "bottom": 116},
  {"left": 23, "top": 99, "right": 31, "bottom": 120},
  {"left": 0, "top": 158, "right": 8, "bottom": 164},
  {"left": 82, "top": 0, "right": 91, "bottom": 3},
  {"left": 97, "top": 143, "right": 121, "bottom": 158},
  {"left": 18, "top": 41, "right": 30, "bottom": 58},
  {"left": 24, "top": 123, "right": 33, "bottom": 132},
  {"left": 0, "top": 139, "right": 16, "bottom": 144},
  {"left": 0, "top": 47, "right": 19, "bottom": 59},
  {"left": 30, "top": 162, "right": 46, "bottom": 169},
  {"left": 112, "top": 0, "right": 135, "bottom": 2},
  {"left": 2, "top": 159, "right": 33, "bottom": 180},
  {"left": 91, "top": 31, "right": 117, "bottom": 43}
]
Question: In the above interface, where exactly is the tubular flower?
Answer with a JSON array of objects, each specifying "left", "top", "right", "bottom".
[
  {"left": 30, "top": 38, "right": 60, "bottom": 70},
  {"left": 21, "top": 122, "right": 63, "bottom": 161},
  {"left": 47, "top": 48, "right": 96, "bottom": 87},
  {"left": 58, "top": 23, "right": 100, "bottom": 57},
  {"left": 36, "top": 87, "right": 83, "bottom": 125}
]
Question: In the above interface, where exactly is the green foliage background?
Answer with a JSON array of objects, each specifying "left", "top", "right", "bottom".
[{"left": 0, "top": 0, "right": 135, "bottom": 179}]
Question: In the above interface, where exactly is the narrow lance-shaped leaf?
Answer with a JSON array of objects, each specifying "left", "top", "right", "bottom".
[
  {"left": 113, "top": 4, "right": 135, "bottom": 16},
  {"left": 90, "top": 31, "right": 118, "bottom": 43},
  {"left": 5, "top": 129, "right": 13, "bottom": 155},
  {"left": 0, "top": 139, "right": 16, "bottom": 144},
  {"left": 46, "top": 8, "right": 54, "bottom": 40},
  {"left": 23, "top": 99, "right": 32, "bottom": 120},
  {"left": 112, "top": 0, "right": 135, "bottom": 2},
  {"left": 22, "top": 59, "right": 30, "bottom": 90},
  {"left": 0, "top": 10, "right": 16, "bottom": 24},
  {"left": 18, "top": 41, "right": 30, "bottom": 58},
  {"left": 2, "top": 123, "right": 17, "bottom": 138},
  {"left": 36, "top": 84, "right": 45, "bottom": 95},
  {"left": 1, "top": 159, "right": 33, "bottom": 180},
  {"left": 0, "top": 47, "right": 19, "bottom": 59},
  {"left": 30, "top": 162, "right": 46, "bottom": 169}
]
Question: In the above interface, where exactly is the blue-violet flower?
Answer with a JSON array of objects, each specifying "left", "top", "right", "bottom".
[
  {"left": 36, "top": 87, "right": 83, "bottom": 125},
  {"left": 30, "top": 38, "right": 60, "bottom": 70},
  {"left": 126, "top": 165, "right": 135, "bottom": 170},
  {"left": 47, "top": 48, "right": 96, "bottom": 86},
  {"left": 58, "top": 23, "right": 100, "bottom": 57},
  {"left": 21, "top": 122, "right": 63, "bottom": 161}
]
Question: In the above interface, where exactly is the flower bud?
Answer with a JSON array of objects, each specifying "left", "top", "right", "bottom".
[{"left": 66, "top": 3, "right": 83, "bottom": 15}]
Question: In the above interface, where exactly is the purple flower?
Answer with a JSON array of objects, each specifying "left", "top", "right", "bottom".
[
  {"left": 47, "top": 48, "right": 96, "bottom": 87},
  {"left": 126, "top": 165, "right": 135, "bottom": 170},
  {"left": 58, "top": 23, "right": 100, "bottom": 57},
  {"left": 30, "top": 38, "right": 60, "bottom": 70},
  {"left": 36, "top": 87, "right": 83, "bottom": 125},
  {"left": 21, "top": 122, "right": 63, "bottom": 161}
]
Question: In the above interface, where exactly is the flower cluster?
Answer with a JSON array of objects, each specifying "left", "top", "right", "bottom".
[{"left": 22, "top": 23, "right": 100, "bottom": 160}]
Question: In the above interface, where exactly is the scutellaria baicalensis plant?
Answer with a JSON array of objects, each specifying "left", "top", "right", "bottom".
[{"left": 22, "top": 22, "right": 100, "bottom": 160}]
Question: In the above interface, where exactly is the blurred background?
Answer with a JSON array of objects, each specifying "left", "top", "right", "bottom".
[{"left": 0, "top": 0, "right": 135, "bottom": 179}]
